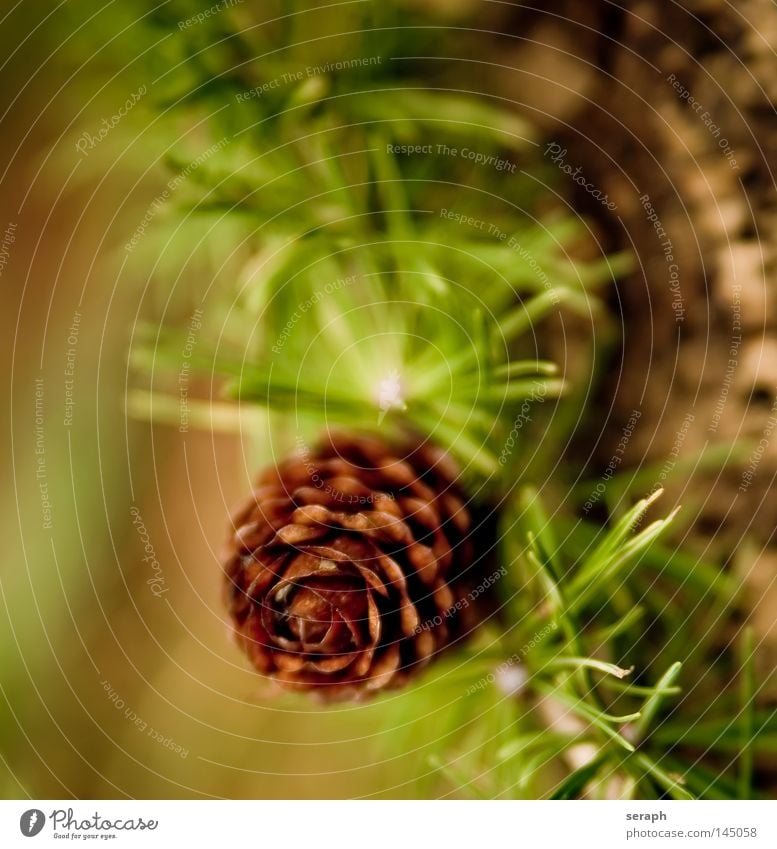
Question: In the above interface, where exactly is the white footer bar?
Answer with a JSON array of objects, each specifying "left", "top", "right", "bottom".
[{"left": 2, "top": 800, "right": 775, "bottom": 848}]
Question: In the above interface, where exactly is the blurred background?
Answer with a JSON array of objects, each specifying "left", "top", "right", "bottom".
[{"left": 2, "top": 0, "right": 776, "bottom": 799}]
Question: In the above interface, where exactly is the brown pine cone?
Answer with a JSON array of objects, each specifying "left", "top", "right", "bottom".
[{"left": 221, "top": 432, "right": 479, "bottom": 699}]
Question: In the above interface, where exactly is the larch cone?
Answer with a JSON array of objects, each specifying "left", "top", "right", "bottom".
[{"left": 221, "top": 432, "right": 484, "bottom": 700}]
